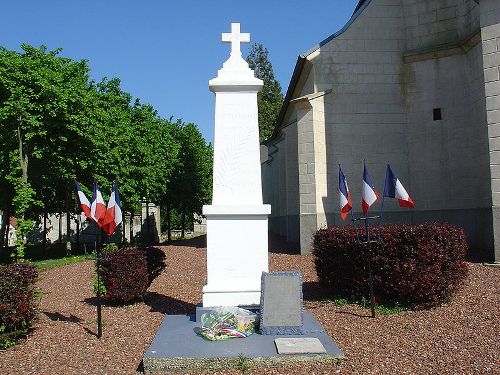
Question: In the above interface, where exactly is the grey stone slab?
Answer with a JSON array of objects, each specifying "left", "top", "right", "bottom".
[
  {"left": 143, "top": 310, "right": 344, "bottom": 373},
  {"left": 259, "top": 271, "right": 304, "bottom": 335},
  {"left": 275, "top": 338, "right": 327, "bottom": 354}
]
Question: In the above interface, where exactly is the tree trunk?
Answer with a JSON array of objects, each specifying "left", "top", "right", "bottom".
[
  {"left": 129, "top": 212, "right": 134, "bottom": 244},
  {"left": 122, "top": 217, "right": 126, "bottom": 245},
  {"left": 17, "top": 121, "right": 28, "bottom": 184},
  {"left": 181, "top": 210, "right": 185, "bottom": 238},
  {"left": 58, "top": 210, "right": 63, "bottom": 243},
  {"left": 0, "top": 208, "right": 9, "bottom": 249},
  {"left": 65, "top": 190, "right": 71, "bottom": 256},
  {"left": 167, "top": 202, "right": 171, "bottom": 242},
  {"left": 146, "top": 201, "right": 151, "bottom": 243},
  {"left": 43, "top": 204, "right": 48, "bottom": 249},
  {"left": 140, "top": 203, "right": 143, "bottom": 243},
  {"left": 3, "top": 210, "right": 11, "bottom": 248},
  {"left": 76, "top": 213, "right": 80, "bottom": 253}
]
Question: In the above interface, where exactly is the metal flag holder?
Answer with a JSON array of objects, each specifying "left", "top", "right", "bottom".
[
  {"left": 351, "top": 214, "right": 381, "bottom": 318},
  {"left": 74, "top": 179, "right": 121, "bottom": 339},
  {"left": 94, "top": 225, "right": 104, "bottom": 338}
]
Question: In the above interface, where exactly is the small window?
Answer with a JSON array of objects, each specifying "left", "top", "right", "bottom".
[{"left": 433, "top": 108, "right": 442, "bottom": 121}]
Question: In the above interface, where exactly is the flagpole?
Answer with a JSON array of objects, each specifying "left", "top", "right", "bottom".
[
  {"left": 96, "top": 221, "right": 103, "bottom": 339},
  {"left": 360, "top": 161, "right": 376, "bottom": 318},
  {"left": 378, "top": 194, "right": 386, "bottom": 227},
  {"left": 379, "top": 164, "right": 388, "bottom": 226}
]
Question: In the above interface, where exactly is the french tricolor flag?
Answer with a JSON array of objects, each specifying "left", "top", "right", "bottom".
[
  {"left": 102, "top": 183, "right": 123, "bottom": 236},
  {"left": 74, "top": 181, "right": 92, "bottom": 219},
  {"left": 339, "top": 166, "right": 352, "bottom": 220},
  {"left": 383, "top": 164, "right": 415, "bottom": 208},
  {"left": 362, "top": 164, "right": 378, "bottom": 215},
  {"left": 90, "top": 180, "right": 106, "bottom": 227}
]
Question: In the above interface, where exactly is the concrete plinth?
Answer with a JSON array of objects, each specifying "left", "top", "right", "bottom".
[
  {"left": 143, "top": 310, "right": 344, "bottom": 373},
  {"left": 202, "top": 205, "right": 270, "bottom": 307}
]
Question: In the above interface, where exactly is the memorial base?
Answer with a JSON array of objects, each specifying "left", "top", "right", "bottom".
[
  {"left": 202, "top": 204, "right": 270, "bottom": 307},
  {"left": 142, "top": 309, "right": 344, "bottom": 373}
]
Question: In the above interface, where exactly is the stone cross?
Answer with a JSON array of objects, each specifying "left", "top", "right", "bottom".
[{"left": 222, "top": 23, "right": 250, "bottom": 57}]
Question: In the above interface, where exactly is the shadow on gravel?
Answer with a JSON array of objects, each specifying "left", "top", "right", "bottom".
[
  {"left": 136, "top": 361, "right": 145, "bottom": 374},
  {"left": 43, "top": 311, "right": 97, "bottom": 336},
  {"left": 83, "top": 293, "right": 196, "bottom": 316},
  {"left": 302, "top": 281, "right": 328, "bottom": 301},
  {"left": 268, "top": 233, "right": 300, "bottom": 254},
  {"left": 44, "top": 311, "right": 83, "bottom": 323},
  {"left": 334, "top": 310, "right": 374, "bottom": 319},
  {"left": 161, "top": 235, "right": 207, "bottom": 249},
  {"left": 143, "top": 292, "right": 197, "bottom": 315},
  {"left": 160, "top": 233, "right": 301, "bottom": 254}
]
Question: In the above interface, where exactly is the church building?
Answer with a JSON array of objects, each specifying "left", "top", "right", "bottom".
[{"left": 261, "top": 0, "right": 500, "bottom": 262}]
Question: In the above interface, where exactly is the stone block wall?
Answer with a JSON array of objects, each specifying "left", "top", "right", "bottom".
[
  {"left": 313, "top": 0, "right": 409, "bottom": 225},
  {"left": 480, "top": 0, "right": 500, "bottom": 261},
  {"left": 263, "top": 0, "right": 499, "bottom": 259},
  {"left": 27, "top": 201, "right": 161, "bottom": 246},
  {"left": 403, "top": 0, "right": 480, "bottom": 52}
]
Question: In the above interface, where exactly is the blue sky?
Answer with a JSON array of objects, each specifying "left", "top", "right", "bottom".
[{"left": 1, "top": 0, "right": 360, "bottom": 143}]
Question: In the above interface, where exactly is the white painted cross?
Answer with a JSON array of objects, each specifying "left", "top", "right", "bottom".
[{"left": 222, "top": 23, "right": 250, "bottom": 57}]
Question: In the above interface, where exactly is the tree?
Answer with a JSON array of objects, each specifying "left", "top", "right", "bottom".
[
  {"left": 164, "top": 121, "right": 212, "bottom": 239},
  {"left": 246, "top": 43, "right": 283, "bottom": 142},
  {"left": 0, "top": 45, "right": 93, "bottom": 256},
  {"left": 0, "top": 44, "right": 211, "bottom": 250}
]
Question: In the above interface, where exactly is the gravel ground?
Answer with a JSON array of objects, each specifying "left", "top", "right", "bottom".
[{"left": 0, "top": 237, "right": 498, "bottom": 374}]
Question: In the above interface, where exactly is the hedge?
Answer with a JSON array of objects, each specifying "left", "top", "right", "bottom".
[
  {"left": 99, "top": 246, "right": 166, "bottom": 303},
  {"left": 312, "top": 223, "right": 468, "bottom": 309},
  {"left": 0, "top": 263, "right": 38, "bottom": 348}
]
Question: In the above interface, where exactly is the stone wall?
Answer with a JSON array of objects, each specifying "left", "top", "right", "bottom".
[
  {"left": 480, "top": 0, "right": 500, "bottom": 261},
  {"left": 27, "top": 201, "right": 161, "bottom": 246},
  {"left": 403, "top": 0, "right": 480, "bottom": 52},
  {"left": 306, "top": 0, "right": 408, "bottom": 253},
  {"left": 263, "top": 0, "right": 498, "bottom": 258}
]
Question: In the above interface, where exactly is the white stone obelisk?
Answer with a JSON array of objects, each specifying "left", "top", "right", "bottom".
[{"left": 202, "top": 23, "right": 271, "bottom": 307}]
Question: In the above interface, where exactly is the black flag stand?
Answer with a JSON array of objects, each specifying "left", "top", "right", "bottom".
[
  {"left": 352, "top": 215, "right": 380, "bottom": 318},
  {"left": 95, "top": 224, "right": 103, "bottom": 338}
]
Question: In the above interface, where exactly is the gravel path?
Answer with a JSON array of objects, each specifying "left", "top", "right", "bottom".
[{"left": 0, "top": 238, "right": 498, "bottom": 374}]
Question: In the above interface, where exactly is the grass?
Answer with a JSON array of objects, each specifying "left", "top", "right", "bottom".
[
  {"left": 321, "top": 297, "right": 408, "bottom": 315},
  {"left": 29, "top": 254, "right": 93, "bottom": 272},
  {"left": 236, "top": 353, "right": 251, "bottom": 372}
]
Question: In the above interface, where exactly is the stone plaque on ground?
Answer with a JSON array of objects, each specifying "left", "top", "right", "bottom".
[
  {"left": 259, "top": 271, "right": 304, "bottom": 335},
  {"left": 274, "top": 338, "right": 327, "bottom": 354}
]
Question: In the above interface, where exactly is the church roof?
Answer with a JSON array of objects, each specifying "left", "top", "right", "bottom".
[
  {"left": 265, "top": 0, "right": 372, "bottom": 144},
  {"left": 353, "top": 0, "right": 368, "bottom": 15}
]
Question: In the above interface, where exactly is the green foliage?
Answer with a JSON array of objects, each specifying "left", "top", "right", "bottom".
[
  {"left": 246, "top": 43, "right": 283, "bottom": 142},
  {"left": 236, "top": 353, "right": 251, "bottom": 372},
  {"left": 331, "top": 297, "right": 406, "bottom": 314},
  {"left": 31, "top": 255, "right": 91, "bottom": 272},
  {"left": 0, "top": 44, "right": 213, "bottom": 246},
  {"left": 103, "top": 243, "right": 118, "bottom": 254},
  {"left": 92, "top": 273, "right": 106, "bottom": 296},
  {"left": 163, "top": 121, "right": 212, "bottom": 235},
  {"left": 0, "top": 325, "right": 24, "bottom": 349},
  {"left": 12, "top": 218, "right": 34, "bottom": 261}
]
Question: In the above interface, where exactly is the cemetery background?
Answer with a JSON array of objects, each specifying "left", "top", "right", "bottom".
[{"left": 0, "top": 44, "right": 213, "bottom": 259}]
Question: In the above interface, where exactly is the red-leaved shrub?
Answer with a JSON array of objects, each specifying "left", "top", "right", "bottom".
[
  {"left": 99, "top": 247, "right": 166, "bottom": 303},
  {"left": 0, "top": 263, "right": 38, "bottom": 347},
  {"left": 312, "top": 223, "right": 468, "bottom": 309}
]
